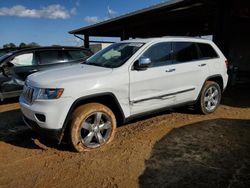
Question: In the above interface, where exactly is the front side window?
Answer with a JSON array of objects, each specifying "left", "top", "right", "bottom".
[
  {"left": 173, "top": 42, "right": 199, "bottom": 63},
  {"left": 86, "top": 42, "right": 144, "bottom": 68},
  {"left": 10, "top": 53, "right": 35, "bottom": 66},
  {"left": 141, "top": 42, "right": 172, "bottom": 67}
]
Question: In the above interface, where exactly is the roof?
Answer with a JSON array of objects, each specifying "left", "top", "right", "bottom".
[
  {"left": 69, "top": 0, "right": 185, "bottom": 34},
  {"left": 10, "top": 46, "right": 90, "bottom": 53},
  {"left": 121, "top": 36, "right": 212, "bottom": 43},
  {"left": 69, "top": 0, "right": 217, "bottom": 37}
]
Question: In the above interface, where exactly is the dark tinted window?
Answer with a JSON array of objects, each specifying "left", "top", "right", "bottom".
[
  {"left": 197, "top": 43, "right": 218, "bottom": 59},
  {"left": 39, "top": 50, "right": 63, "bottom": 65},
  {"left": 64, "top": 50, "right": 90, "bottom": 61},
  {"left": 173, "top": 42, "right": 199, "bottom": 63},
  {"left": 142, "top": 42, "right": 172, "bottom": 67}
]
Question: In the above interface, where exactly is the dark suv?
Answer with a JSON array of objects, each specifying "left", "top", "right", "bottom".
[{"left": 0, "top": 46, "right": 93, "bottom": 101}]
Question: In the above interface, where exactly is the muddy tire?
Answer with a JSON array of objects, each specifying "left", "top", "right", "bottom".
[
  {"left": 69, "top": 103, "right": 116, "bottom": 152},
  {"left": 195, "top": 81, "right": 221, "bottom": 114}
]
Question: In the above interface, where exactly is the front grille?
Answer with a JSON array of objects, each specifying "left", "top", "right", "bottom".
[{"left": 22, "top": 85, "right": 34, "bottom": 104}]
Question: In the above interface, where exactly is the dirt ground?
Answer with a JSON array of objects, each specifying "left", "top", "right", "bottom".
[{"left": 1, "top": 84, "right": 250, "bottom": 188}]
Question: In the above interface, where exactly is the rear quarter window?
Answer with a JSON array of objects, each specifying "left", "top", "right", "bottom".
[{"left": 197, "top": 43, "right": 219, "bottom": 59}]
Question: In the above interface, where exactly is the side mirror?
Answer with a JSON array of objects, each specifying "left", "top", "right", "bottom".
[{"left": 134, "top": 57, "right": 151, "bottom": 70}]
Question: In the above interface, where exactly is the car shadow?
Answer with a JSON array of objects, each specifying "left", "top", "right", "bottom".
[
  {"left": 221, "top": 83, "right": 250, "bottom": 108},
  {"left": 139, "top": 118, "right": 250, "bottom": 188},
  {"left": 0, "top": 109, "right": 71, "bottom": 151}
]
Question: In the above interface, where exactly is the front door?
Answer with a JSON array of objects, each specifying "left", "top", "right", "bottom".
[
  {"left": 129, "top": 42, "right": 177, "bottom": 115},
  {"left": 1, "top": 52, "right": 38, "bottom": 94}
]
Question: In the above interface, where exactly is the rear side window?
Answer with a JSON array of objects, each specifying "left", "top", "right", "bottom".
[
  {"left": 142, "top": 42, "right": 172, "bottom": 67},
  {"left": 38, "top": 50, "right": 63, "bottom": 65},
  {"left": 64, "top": 50, "right": 90, "bottom": 61},
  {"left": 173, "top": 42, "right": 199, "bottom": 63},
  {"left": 197, "top": 43, "right": 219, "bottom": 59}
]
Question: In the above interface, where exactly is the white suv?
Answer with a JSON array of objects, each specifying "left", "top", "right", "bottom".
[{"left": 19, "top": 37, "right": 228, "bottom": 152}]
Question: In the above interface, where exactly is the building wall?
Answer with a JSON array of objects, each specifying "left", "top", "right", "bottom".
[
  {"left": 90, "top": 43, "right": 112, "bottom": 53},
  {"left": 228, "top": 21, "right": 250, "bottom": 72}
]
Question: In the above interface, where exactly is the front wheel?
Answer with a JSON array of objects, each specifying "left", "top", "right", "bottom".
[
  {"left": 196, "top": 81, "right": 221, "bottom": 114},
  {"left": 69, "top": 103, "right": 116, "bottom": 152}
]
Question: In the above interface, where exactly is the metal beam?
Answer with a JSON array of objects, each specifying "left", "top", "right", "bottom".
[{"left": 84, "top": 35, "right": 89, "bottom": 48}]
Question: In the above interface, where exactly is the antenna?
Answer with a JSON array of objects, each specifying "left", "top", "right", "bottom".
[{"left": 107, "top": 6, "right": 112, "bottom": 18}]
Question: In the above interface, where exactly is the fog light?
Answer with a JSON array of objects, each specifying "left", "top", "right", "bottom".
[{"left": 35, "top": 114, "right": 46, "bottom": 122}]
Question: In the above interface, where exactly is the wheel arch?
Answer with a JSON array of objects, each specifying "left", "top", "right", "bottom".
[
  {"left": 58, "top": 92, "right": 125, "bottom": 143},
  {"left": 196, "top": 74, "right": 224, "bottom": 102},
  {"left": 206, "top": 75, "right": 224, "bottom": 92}
]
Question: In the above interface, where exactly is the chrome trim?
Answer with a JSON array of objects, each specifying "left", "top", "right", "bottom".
[{"left": 130, "top": 88, "right": 195, "bottom": 104}]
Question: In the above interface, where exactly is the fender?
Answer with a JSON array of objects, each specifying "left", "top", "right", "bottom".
[{"left": 58, "top": 92, "right": 125, "bottom": 143}]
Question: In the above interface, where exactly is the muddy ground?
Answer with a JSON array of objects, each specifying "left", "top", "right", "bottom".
[{"left": 0, "top": 84, "right": 250, "bottom": 188}]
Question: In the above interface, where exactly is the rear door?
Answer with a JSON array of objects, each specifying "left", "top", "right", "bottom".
[
  {"left": 171, "top": 41, "right": 210, "bottom": 104},
  {"left": 0, "top": 51, "right": 38, "bottom": 93}
]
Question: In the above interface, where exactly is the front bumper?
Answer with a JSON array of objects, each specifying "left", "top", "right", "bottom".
[
  {"left": 23, "top": 115, "right": 62, "bottom": 141},
  {"left": 19, "top": 95, "right": 74, "bottom": 140}
]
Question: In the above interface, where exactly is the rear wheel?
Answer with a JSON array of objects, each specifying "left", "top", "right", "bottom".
[
  {"left": 69, "top": 103, "right": 116, "bottom": 152},
  {"left": 196, "top": 81, "right": 221, "bottom": 114}
]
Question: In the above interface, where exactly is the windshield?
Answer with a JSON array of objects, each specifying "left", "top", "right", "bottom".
[
  {"left": 0, "top": 52, "right": 13, "bottom": 63},
  {"left": 0, "top": 51, "right": 6, "bottom": 57},
  {"left": 85, "top": 42, "right": 144, "bottom": 68}
]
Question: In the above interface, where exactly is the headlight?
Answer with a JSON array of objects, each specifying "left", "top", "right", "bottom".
[{"left": 36, "top": 88, "right": 64, "bottom": 100}]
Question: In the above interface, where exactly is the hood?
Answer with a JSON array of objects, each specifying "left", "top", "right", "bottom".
[{"left": 27, "top": 64, "right": 112, "bottom": 88}]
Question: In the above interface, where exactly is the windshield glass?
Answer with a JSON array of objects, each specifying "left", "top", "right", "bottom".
[
  {"left": 0, "top": 52, "right": 13, "bottom": 63},
  {"left": 85, "top": 42, "right": 144, "bottom": 68},
  {"left": 0, "top": 51, "right": 6, "bottom": 57}
]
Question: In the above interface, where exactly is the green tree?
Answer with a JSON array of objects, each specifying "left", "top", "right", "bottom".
[
  {"left": 3, "top": 43, "right": 16, "bottom": 48},
  {"left": 9, "top": 43, "right": 16, "bottom": 48},
  {"left": 19, "top": 42, "right": 27, "bottom": 48},
  {"left": 27, "top": 42, "right": 40, "bottom": 48}
]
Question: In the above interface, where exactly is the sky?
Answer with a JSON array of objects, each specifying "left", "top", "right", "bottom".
[{"left": 0, "top": 0, "right": 167, "bottom": 47}]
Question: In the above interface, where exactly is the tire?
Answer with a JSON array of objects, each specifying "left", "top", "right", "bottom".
[
  {"left": 69, "top": 103, "right": 116, "bottom": 152},
  {"left": 195, "top": 81, "right": 221, "bottom": 114}
]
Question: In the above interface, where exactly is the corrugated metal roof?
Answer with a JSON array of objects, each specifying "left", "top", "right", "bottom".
[{"left": 69, "top": 0, "right": 185, "bottom": 34}]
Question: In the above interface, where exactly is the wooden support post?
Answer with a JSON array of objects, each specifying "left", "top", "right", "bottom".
[
  {"left": 84, "top": 34, "right": 90, "bottom": 48},
  {"left": 121, "top": 29, "right": 129, "bottom": 41},
  {"left": 213, "top": 0, "right": 232, "bottom": 57}
]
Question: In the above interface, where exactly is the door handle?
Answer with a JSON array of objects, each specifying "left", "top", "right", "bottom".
[
  {"left": 198, "top": 63, "right": 206, "bottom": 67},
  {"left": 165, "top": 68, "right": 176, "bottom": 72}
]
